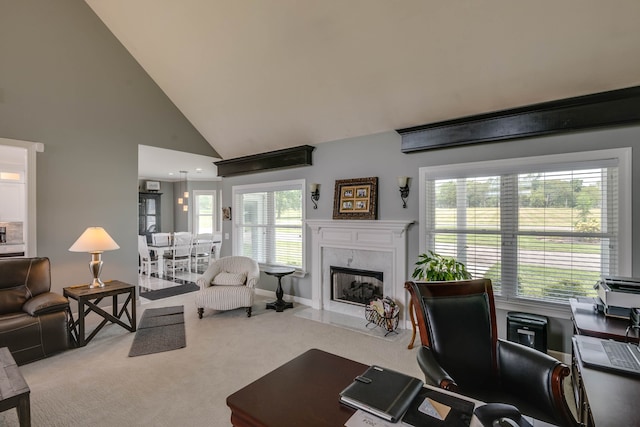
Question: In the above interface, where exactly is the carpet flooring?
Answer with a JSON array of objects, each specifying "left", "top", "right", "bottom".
[
  {"left": 128, "top": 305, "right": 186, "bottom": 357},
  {"left": 0, "top": 293, "right": 576, "bottom": 426}
]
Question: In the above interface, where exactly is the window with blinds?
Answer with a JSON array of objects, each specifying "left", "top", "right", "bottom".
[
  {"left": 232, "top": 180, "right": 305, "bottom": 270},
  {"left": 420, "top": 148, "right": 631, "bottom": 305}
]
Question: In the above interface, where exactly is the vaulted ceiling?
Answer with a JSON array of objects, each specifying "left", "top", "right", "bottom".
[{"left": 86, "top": 1, "right": 640, "bottom": 160}]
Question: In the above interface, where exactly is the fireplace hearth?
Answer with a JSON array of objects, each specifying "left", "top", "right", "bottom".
[{"left": 331, "top": 266, "right": 383, "bottom": 306}]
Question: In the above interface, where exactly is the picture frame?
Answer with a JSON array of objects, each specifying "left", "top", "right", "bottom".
[
  {"left": 333, "top": 177, "right": 378, "bottom": 220},
  {"left": 222, "top": 207, "right": 232, "bottom": 221}
]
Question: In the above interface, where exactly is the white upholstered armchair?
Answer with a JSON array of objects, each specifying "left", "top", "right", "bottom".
[{"left": 195, "top": 256, "right": 260, "bottom": 318}]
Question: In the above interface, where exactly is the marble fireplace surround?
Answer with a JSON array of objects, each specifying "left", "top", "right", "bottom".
[{"left": 306, "top": 220, "right": 414, "bottom": 327}]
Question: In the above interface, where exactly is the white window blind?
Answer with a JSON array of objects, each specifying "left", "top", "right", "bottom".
[
  {"left": 233, "top": 180, "right": 305, "bottom": 270},
  {"left": 420, "top": 149, "right": 631, "bottom": 305}
]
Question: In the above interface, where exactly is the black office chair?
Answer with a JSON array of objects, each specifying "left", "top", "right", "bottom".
[{"left": 405, "top": 279, "right": 577, "bottom": 427}]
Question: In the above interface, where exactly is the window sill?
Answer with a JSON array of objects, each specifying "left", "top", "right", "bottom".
[{"left": 494, "top": 297, "right": 572, "bottom": 320}]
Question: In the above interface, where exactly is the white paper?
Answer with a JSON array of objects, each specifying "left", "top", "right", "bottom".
[{"left": 345, "top": 409, "right": 399, "bottom": 427}]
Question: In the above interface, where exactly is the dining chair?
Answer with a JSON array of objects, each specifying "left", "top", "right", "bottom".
[
  {"left": 138, "top": 235, "right": 159, "bottom": 275},
  {"left": 191, "top": 234, "right": 212, "bottom": 273},
  {"left": 212, "top": 233, "right": 223, "bottom": 260},
  {"left": 151, "top": 232, "right": 171, "bottom": 247},
  {"left": 164, "top": 232, "right": 192, "bottom": 277}
]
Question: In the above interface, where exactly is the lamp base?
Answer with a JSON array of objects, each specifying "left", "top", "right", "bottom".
[
  {"left": 88, "top": 252, "right": 106, "bottom": 288},
  {"left": 89, "top": 277, "right": 106, "bottom": 288}
]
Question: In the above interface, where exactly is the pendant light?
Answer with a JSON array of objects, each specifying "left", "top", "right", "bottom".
[{"left": 180, "top": 170, "right": 188, "bottom": 212}]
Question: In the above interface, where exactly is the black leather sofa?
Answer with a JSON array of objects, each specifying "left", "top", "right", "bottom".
[{"left": 0, "top": 257, "right": 69, "bottom": 365}]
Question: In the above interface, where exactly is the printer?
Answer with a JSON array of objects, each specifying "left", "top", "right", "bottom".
[{"left": 594, "top": 276, "right": 640, "bottom": 318}]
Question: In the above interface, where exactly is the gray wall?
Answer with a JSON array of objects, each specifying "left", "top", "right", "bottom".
[
  {"left": 220, "top": 125, "right": 640, "bottom": 352},
  {"left": 0, "top": 0, "right": 217, "bottom": 293}
]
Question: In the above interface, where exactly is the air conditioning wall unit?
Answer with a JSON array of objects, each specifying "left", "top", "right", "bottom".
[{"left": 145, "top": 181, "right": 160, "bottom": 191}]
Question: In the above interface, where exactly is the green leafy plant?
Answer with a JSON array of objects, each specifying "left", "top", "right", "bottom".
[{"left": 411, "top": 250, "right": 472, "bottom": 281}]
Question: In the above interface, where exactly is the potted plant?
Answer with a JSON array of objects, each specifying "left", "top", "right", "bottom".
[
  {"left": 411, "top": 250, "right": 471, "bottom": 281},
  {"left": 407, "top": 250, "right": 472, "bottom": 349}
]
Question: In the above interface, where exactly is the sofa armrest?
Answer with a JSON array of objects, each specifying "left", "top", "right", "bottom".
[
  {"left": 23, "top": 292, "right": 69, "bottom": 316},
  {"left": 417, "top": 346, "right": 458, "bottom": 391}
]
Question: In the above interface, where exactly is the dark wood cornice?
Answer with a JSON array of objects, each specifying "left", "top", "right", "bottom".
[
  {"left": 214, "top": 145, "right": 315, "bottom": 177},
  {"left": 398, "top": 86, "right": 640, "bottom": 153}
]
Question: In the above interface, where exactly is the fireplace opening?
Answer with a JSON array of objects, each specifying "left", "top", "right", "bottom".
[{"left": 330, "top": 266, "right": 383, "bottom": 307}]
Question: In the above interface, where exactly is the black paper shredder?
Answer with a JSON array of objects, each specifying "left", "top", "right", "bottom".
[{"left": 506, "top": 312, "right": 548, "bottom": 353}]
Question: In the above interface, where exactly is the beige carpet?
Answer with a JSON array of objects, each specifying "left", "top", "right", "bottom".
[{"left": 0, "top": 294, "right": 424, "bottom": 426}]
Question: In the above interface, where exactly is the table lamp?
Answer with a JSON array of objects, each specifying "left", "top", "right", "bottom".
[{"left": 69, "top": 226, "right": 120, "bottom": 288}]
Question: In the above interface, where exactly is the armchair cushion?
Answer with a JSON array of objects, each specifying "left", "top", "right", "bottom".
[
  {"left": 212, "top": 272, "right": 247, "bottom": 286},
  {"left": 23, "top": 292, "right": 69, "bottom": 316}
]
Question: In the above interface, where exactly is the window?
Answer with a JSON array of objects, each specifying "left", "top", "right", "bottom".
[
  {"left": 232, "top": 180, "right": 305, "bottom": 271},
  {"left": 419, "top": 148, "right": 631, "bottom": 307},
  {"left": 193, "top": 190, "right": 217, "bottom": 235}
]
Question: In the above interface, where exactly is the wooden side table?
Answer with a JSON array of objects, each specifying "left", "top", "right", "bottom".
[
  {"left": 0, "top": 347, "right": 30, "bottom": 426},
  {"left": 64, "top": 280, "right": 136, "bottom": 347}
]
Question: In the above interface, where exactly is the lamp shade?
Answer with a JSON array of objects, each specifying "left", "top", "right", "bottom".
[{"left": 69, "top": 227, "right": 120, "bottom": 253}]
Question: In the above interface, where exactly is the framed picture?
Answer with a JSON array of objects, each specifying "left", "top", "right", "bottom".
[
  {"left": 333, "top": 177, "right": 378, "bottom": 220},
  {"left": 222, "top": 207, "right": 232, "bottom": 221}
]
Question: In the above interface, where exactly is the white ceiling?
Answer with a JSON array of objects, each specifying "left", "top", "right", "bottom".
[
  {"left": 87, "top": 1, "right": 640, "bottom": 162},
  {"left": 138, "top": 145, "right": 221, "bottom": 181}
]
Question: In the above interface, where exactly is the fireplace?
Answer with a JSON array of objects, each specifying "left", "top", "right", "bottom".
[
  {"left": 331, "top": 266, "right": 383, "bottom": 306},
  {"left": 306, "top": 219, "right": 414, "bottom": 324}
]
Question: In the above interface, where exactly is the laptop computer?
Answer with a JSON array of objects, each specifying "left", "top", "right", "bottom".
[{"left": 574, "top": 335, "right": 640, "bottom": 376}]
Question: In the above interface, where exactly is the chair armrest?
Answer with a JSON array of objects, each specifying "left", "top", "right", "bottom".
[
  {"left": 196, "top": 262, "right": 223, "bottom": 289},
  {"left": 246, "top": 276, "right": 258, "bottom": 289},
  {"left": 23, "top": 292, "right": 69, "bottom": 316},
  {"left": 497, "top": 339, "right": 573, "bottom": 424},
  {"left": 417, "top": 346, "right": 458, "bottom": 391}
]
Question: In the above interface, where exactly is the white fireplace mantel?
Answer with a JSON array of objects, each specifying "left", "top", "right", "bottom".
[{"left": 305, "top": 219, "right": 415, "bottom": 324}]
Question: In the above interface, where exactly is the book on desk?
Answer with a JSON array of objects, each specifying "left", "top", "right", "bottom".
[
  {"left": 339, "top": 365, "right": 423, "bottom": 422},
  {"left": 340, "top": 365, "right": 474, "bottom": 426}
]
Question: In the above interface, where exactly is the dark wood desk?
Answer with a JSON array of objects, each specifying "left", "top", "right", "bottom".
[
  {"left": 227, "top": 349, "right": 362, "bottom": 426},
  {"left": 64, "top": 280, "right": 136, "bottom": 347},
  {"left": 571, "top": 338, "right": 640, "bottom": 427},
  {"left": 570, "top": 297, "right": 639, "bottom": 343},
  {"left": 570, "top": 298, "right": 640, "bottom": 426},
  {"left": 226, "top": 349, "right": 554, "bottom": 427}
]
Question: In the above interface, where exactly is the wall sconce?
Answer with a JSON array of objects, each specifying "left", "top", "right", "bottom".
[
  {"left": 398, "top": 176, "right": 410, "bottom": 208},
  {"left": 309, "top": 183, "right": 320, "bottom": 209}
]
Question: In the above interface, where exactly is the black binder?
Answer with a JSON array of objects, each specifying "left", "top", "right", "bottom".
[
  {"left": 339, "top": 365, "right": 424, "bottom": 422},
  {"left": 402, "top": 387, "right": 475, "bottom": 427}
]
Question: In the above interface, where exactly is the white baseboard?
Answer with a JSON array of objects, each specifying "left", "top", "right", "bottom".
[{"left": 254, "top": 288, "right": 313, "bottom": 307}]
